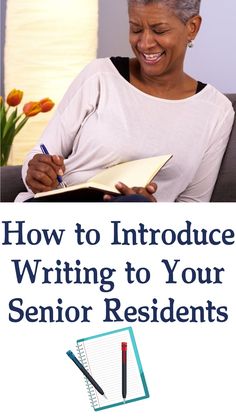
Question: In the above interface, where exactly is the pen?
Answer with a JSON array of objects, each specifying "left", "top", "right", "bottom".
[
  {"left": 66, "top": 350, "right": 107, "bottom": 399},
  {"left": 121, "top": 342, "right": 127, "bottom": 402},
  {"left": 40, "top": 143, "right": 66, "bottom": 188}
]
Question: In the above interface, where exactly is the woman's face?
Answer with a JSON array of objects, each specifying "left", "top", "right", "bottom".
[{"left": 128, "top": 2, "right": 199, "bottom": 79}]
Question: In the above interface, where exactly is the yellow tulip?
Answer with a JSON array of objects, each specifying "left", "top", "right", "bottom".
[
  {"left": 23, "top": 101, "right": 42, "bottom": 117},
  {"left": 39, "top": 98, "right": 55, "bottom": 113},
  {"left": 6, "top": 89, "right": 23, "bottom": 107}
]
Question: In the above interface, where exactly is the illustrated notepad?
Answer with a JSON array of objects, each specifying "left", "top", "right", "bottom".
[{"left": 68, "top": 327, "right": 149, "bottom": 411}]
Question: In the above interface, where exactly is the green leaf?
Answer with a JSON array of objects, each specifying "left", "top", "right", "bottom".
[
  {"left": 14, "top": 116, "right": 28, "bottom": 136},
  {"left": 0, "top": 125, "right": 16, "bottom": 165},
  {"left": 2, "top": 125, "right": 15, "bottom": 150},
  {"left": 0, "top": 106, "right": 6, "bottom": 137},
  {"left": 4, "top": 124, "right": 16, "bottom": 144},
  {"left": 14, "top": 113, "right": 24, "bottom": 125},
  {"left": 2, "top": 108, "right": 18, "bottom": 138},
  {"left": 0, "top": 99, "right": 5, "bottom": 111}
]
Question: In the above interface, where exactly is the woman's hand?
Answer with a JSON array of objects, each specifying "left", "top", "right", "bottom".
[
  {"left": 104, "top": 181, "right": 157, "bottom": 202},
  {"left": 26, "top": 154, "right": 65, "bottom": 193}
]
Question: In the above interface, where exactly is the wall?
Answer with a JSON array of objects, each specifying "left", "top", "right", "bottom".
[
  {"left": 97, "top": 0, "right": 236, "bottom": 93},
  {"left": 184, "top": 0, "right": 236, "bottom": 93},
  {"left": 97, "top": 0, "right": 131, "bottom": 58},
  {"left": 1, "top": 0, "right": 6, "bottom": 96},
  {"left": 3, "top": 1, "right": 236, "bottom": 94},
  {"left": 3, "top": 0, "right": 98, "bottom": 165}
]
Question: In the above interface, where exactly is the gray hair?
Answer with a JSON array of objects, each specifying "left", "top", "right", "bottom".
[{"left": 128, "top": 0, "right": 201, "bottom": 24}]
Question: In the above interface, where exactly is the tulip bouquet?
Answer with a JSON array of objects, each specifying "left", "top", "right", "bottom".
[{"left": 0, "top": 89, "right": 54, "bottom": 166}]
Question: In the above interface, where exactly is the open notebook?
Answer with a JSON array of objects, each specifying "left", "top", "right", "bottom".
[
  {"left": 69, "top": 327, "right": 149, "bottom": 411},
  {"left": 35, "top": 154, "right": 172, "bottom": 202}
]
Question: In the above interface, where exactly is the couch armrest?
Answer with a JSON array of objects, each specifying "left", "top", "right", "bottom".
[
  {"left": 211, "top": 93, "right": 236, "bottom": 202},
  {"left": 0, "top": 165, "right": 27, "bottom": 202}
]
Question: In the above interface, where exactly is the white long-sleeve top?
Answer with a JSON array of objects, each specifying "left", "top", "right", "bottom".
[{"left": 17, "top": 58, "right": 235, "bottom": 202}]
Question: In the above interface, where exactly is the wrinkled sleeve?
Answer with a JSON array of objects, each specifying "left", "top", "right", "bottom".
[
  {"left": 176, "top": 106, "right": 235, "bottom": 202},
  {"left": 21, "top": 60, "right": 101, "bottom": 190}
]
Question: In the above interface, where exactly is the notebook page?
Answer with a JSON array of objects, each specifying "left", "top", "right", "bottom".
[
  {"left": 89, "top": 154, "right": 172, "bottom": 189},
  {"left": 77, "top": 329, "right": 147, "bottom": 410}
]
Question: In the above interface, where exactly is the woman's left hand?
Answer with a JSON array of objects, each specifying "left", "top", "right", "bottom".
[{"left": 103, "top": 181, "right": 157, "bottom": 202}]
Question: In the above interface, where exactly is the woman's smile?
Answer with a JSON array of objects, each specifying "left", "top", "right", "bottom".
[{"left": 141, "top": 51, "right": 166, "bottom": 65}]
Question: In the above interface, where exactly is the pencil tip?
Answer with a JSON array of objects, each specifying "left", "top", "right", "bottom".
[
  {"left": 123, "top": 398, "right": 126, "bottom": 404},
  {"left": 103, "top": 394, "right": 108, "bottom": 400}
]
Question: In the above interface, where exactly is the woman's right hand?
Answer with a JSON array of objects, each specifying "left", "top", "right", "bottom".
[{"left": 26, "top": 154, "right": 65, "bottom": 193}]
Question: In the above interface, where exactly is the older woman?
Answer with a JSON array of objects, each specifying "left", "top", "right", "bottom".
[{"left": 16, "top": 0, "right": 234, "bottom": 202}]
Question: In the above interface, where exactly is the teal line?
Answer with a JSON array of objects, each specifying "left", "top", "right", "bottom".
[
  {"left": 77, "top": 327, "right": 132, "bottom": 343},
  {"left": 94, "top": 394, "right": 149, "bottom": 411},
  {"left": 129, "top": 327, "right": 149, "bottom": 398}
]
